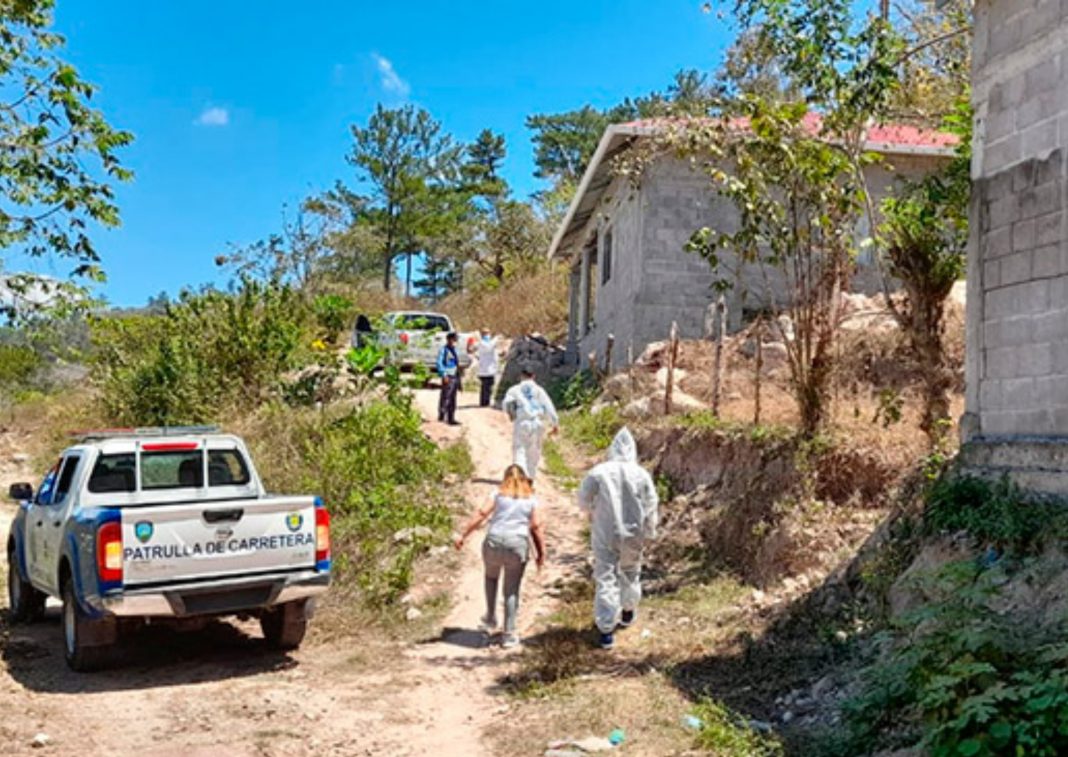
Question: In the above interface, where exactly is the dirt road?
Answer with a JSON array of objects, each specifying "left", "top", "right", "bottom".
[{"left": 0, "top": 391, "right": 586, "bottom": 756}]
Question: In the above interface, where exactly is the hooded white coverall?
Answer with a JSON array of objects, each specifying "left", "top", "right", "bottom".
[
  {"left": 502, "top": 378, "right": 559, "bottom": 479},
  {"left": 577, "top": 428, "right": 659, "bottom": 634}
]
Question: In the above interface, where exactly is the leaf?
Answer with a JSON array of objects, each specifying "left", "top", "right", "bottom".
[{"left": 957, "top": 739, "right": 982, "bottom": 756}]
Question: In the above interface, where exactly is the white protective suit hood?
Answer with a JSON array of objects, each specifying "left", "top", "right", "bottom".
[
  {"left": 606, "top": 428, "right": 638, "bottom": 464},
  {"left": 578, "top": 426, "right": 658, "bottom": 542}
]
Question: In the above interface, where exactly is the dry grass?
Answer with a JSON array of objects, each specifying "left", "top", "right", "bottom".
[
  {"left": 438, "top": 269, "right": 569, "bottom": 339},
  {"left": 493, "top": 575, "right": 767, "bottom": 756},
  {"left": 491, "top": 669, "right": 697, "bottom": 756}
]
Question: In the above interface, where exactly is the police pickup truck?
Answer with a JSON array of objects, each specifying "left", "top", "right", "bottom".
[{"left": 5, "top": 427, "right": 331, "bottom": 671}]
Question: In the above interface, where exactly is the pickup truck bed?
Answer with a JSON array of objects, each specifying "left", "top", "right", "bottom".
[{"left": 5, "top": 427, "right": 331, "bottom": 671}]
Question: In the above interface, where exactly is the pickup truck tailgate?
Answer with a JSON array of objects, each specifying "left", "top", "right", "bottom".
[{"left": 120, "top": 496, "right": 318, "bottom": 586}]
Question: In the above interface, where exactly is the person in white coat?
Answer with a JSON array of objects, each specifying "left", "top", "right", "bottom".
[
  {"left": 501, "top": 367, "right": 559, "bottom": 480},
  {"left": 577, "top": 427, "right": 659, "bottom": 650},
  {"left": 469, "top": 327, "right": 499, "bottom": 408}
]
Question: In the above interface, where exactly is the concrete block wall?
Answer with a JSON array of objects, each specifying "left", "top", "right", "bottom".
[
  {"left": 576, "top": 176, "right": 643, "bottom": 371},
  {"left": 967, "top": 0, "right": 1068, "bottom": 450}
]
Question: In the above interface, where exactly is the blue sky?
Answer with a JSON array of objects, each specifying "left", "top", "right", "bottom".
[{"left": 38, "top": 0, "right": 734, "bottom": 306}]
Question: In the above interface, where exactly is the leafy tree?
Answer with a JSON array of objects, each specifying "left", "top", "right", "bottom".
[
  {"left": 344, "top": 104, "right": 465, "bottom": 295},
  {"left": 303, "top": 186, "right": 385, "bottom": 284},
  {"left": 215, "top": 206, "right": 331, "bottom": 294},
  {"left": 0, "top": 0, "right": 133, "bottom": 312},
  {"left": 682, "top": 101, "right": 865, "bottom": 436},
  {"left": 525, "top": 70, "right": 717, "bottom": 186},
  {"left": 881, "top": 96, "right": 971, "bottom": 444},
  {"left": 526, "top": 106, "right": 613, "bottom": 185},
  {"left": 701, "top": 0, "right": 971, "bottom": 441},
  {"left": 462, "top": 128, "right": 508, "bottom": 201}
]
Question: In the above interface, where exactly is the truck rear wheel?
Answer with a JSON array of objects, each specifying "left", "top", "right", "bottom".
[
  {"left": 61, "top": 579, "right": 114, "bottom": 672},
  {"left": 260, "top": 600, "right": 308, "bottom": 650},
  {"left": 7, "top": 546, "right": 45, "bottom": 623}
]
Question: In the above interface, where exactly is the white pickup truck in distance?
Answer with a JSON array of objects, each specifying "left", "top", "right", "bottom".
[
  {"left": 352, "top": 311, "right": 475, "bottom": 373},
  {"left": 5, "top": 427, "right": 331, "bottom": 671}
]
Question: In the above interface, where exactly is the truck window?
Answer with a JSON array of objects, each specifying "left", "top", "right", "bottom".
[
  {"left": 88, "top": 453, "right": 136, "bottom": 493},
  {"left": 53, "top": 455, "right": 81, "bottom": 505},
  {"left": 35, "top": 464, "right": 59, "bottom": 505},
  {"left": 208, "top": 450, "right": 251, "bottom": 486},
  {"left": 142, "top": 451, "right": 203, "bottom": 490},
  {"left": 394, "top": 314, "right": 449, "bottom": 332}
]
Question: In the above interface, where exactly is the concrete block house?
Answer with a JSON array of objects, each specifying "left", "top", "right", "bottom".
[
  {"left": 959, "top": 0, "right": 1068, "bottom": 493},
  {"left": 548, "top": 118, "right": 956, "bottom": 371}
]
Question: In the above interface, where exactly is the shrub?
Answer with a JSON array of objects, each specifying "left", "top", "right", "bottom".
[
  {"left": 550, "top": 369, "right": 600, "bottom": 411},
  {"left": 92, "top": 281, "right": 312, "bottom": 424},
  {"left": 563, "top": 404, "right": 624, "bottom": 451},
  {"left": 845, "top": 561, "right": 1068, "bottom": 756},
  {"left": 923, "top": 475, "right": 1065, "bottom": 553},
  {"left": 247, "top": 399, "right": 471, "bottom": 607},
  {"left": 0, "top": 343, "right": 45, "bottom": 398},
  {"left": 312, "top": 293, "right": 355, "bottom": 345}
]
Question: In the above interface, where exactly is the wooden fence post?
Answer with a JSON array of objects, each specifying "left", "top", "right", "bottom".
[
  {"left": 754, "top": 317, "right": 763, "bottom": 427},
  {"left": 602, "top": 334, "right": 615, "bottom": 377},
  {"left": 664, "top": 321, "right": 679, "bottom": 415},
  {"left": 628, "top": 343, "right": 636, "bottom": 393},
  {"left": 711, "top": 294, "right": 728, "bottom": 417}
]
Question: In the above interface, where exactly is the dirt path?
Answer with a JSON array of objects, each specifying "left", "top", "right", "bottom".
[{"left": 0, "top": 390, "right": 587, "bottom": 756}]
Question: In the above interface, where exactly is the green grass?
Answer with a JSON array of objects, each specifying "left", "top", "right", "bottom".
[
  {"left": 561, "top": 404, "right": 624, "bottom": 451},
  {"left": 543, "top": 439, "right": 580, "bottom": 491},
  {"left": 690, "top": 699, "right": 784, "bottom": 756},
  {"left": 672, "top": 410, "right": 794, "bottom": 444}
]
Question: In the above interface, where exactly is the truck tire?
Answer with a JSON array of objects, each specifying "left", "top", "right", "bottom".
[
  {"left": 7, "top": 546, "right": 45, "bottom": 622},
  {"left": 61, "top": 579, "right": 113, "bottom": 672},
  {"left": 260, "top": 600, "right": 308, "bottom": 650}
]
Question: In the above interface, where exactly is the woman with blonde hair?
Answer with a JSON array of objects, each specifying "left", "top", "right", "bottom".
[{"left": 455, "top": 464, "right": 546, "bottom": 647}]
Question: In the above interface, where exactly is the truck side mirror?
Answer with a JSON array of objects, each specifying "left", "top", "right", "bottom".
[
  {"left": 8, "top": 482, "right": 33, "bottom": 501},
  {"left": 355, "top": 315, "right": 372, "bottom": 333}
]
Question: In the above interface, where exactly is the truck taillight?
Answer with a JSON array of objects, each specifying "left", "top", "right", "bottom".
[
  {"left": 399, "top": 332, "right": 410, "bottom": 345},
  {"left": 96, "top": 521, "right": 123, "bottom": 584},
  {"left": 315, "top": 507, "right": 331, "bottom": 565}
]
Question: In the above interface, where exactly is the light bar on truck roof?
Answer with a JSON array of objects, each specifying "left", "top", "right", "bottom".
[{"left": 70, "top": 425, "right": 221, "bottom": 441}]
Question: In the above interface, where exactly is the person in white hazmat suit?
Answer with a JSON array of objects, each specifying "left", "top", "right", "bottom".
[
  {"left": 577, "top": 427, "right": 659, "bottom": 649},
  {"left": 502, "top": 367, "right": 559, "bottom": 480}
]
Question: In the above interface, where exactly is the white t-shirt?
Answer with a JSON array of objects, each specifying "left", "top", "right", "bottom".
[
  {"left": 476, "top": 337, "right": 499, "bottom": 377},
  {"left": 487, "top": 494, "right": 536, "bottom": 540}
]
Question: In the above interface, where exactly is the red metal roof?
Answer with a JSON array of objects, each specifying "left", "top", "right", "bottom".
[{"left": 619, "top": 113, "right": 958, "bottom": 150}]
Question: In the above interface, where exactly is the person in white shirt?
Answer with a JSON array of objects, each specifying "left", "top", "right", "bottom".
[
  {"left": 454, "top": 464, "right": 546, "bottom": 648},
  {"left": 501, "top": 367, "right": 559, "bottom": 480},
  {"left": 469, "top": 327, "right": 499, "bottom": 408}
]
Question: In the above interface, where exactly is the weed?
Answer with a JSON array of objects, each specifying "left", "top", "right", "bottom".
[
  {"left": 690, "top": 699, "right": 784, "bottom": 756},
  {"left": 562, "top": 405, "right": 623, "bottom": 451},
  {"left": 542, "top": 439, "right": 579, "bottom": 491},
  {"left": 845, "top": 560, "right": 1068, "bottom": 756},
  {"left": 924, "top": 475, "right": 1066, "bottom": 553},
  {"left": 551, "top": 369, "right": 601, "bottom": 411}
]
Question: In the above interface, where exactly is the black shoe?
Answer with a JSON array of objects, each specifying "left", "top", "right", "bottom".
[
  {"left": 447, "top": 420, "right": 461, "bottom": 426},
  {"left": 598, "top": 631, "right": 615, "bottom": 650},
  {"left": 619, "top": 610, "right": 636, "bottom": 628}
]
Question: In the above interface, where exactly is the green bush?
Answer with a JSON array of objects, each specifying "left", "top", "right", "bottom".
[
  {"left": 923, "top": 475, "right": 1065, "bottom": 552},
  {"left": 550, "top": 369, "right": 600, "bottom": 410},
  {"left": 0, "top": 343, "right": 45, "bottom": 397},
  {"left": 312, "top": 293, "right": 354, "bottom": 345},
  {"left": 250, "top": 399, "right": 471, "bottom": 607},
  {"left": 845, "top": 561, "right": 1068, "bottom": 756},
  {"left": 562, "top": 404, "right": 624, "bottom": 451},
  {"left": 92, "top": 280, "right": 312, "bottom": 425}
]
